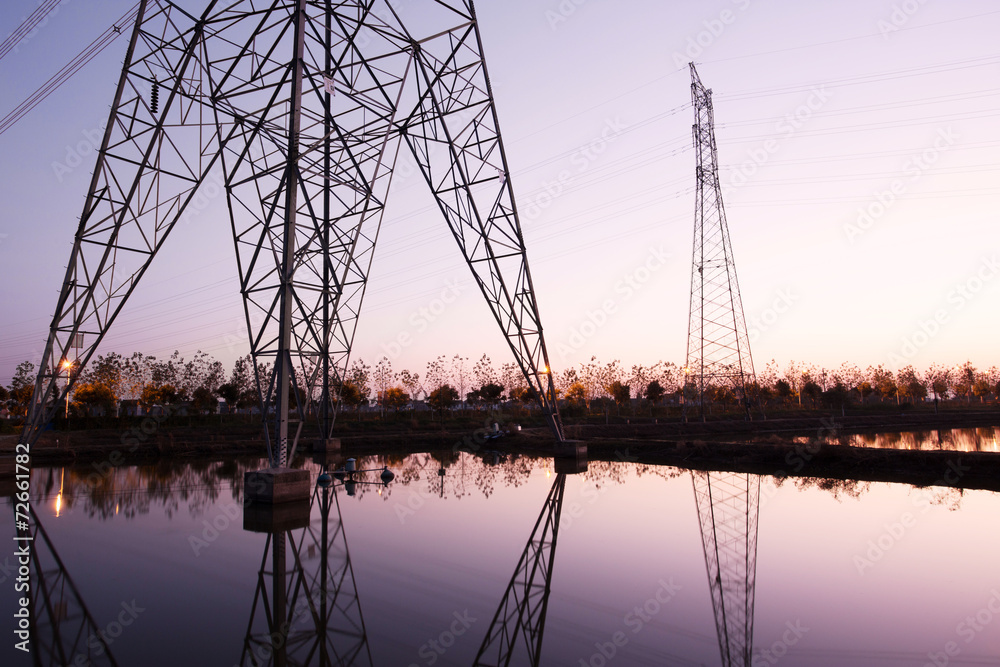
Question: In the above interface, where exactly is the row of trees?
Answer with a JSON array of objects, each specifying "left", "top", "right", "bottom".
[{"left": 3, "top": 351, "right": 999, "bottom": 419}]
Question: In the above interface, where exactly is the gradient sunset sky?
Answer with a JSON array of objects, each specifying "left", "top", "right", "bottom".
[{"left": 1, "top": 0, "right": 998, "bottom": 386}]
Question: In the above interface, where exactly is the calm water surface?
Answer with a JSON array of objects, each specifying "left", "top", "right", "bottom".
[{"left": 2, "top": 446, "right": 999, "bottom": 666}]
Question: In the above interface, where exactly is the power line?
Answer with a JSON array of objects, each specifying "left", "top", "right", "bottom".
[
  {"left": 0, "top": 0, "right": 63, "bottom": 62},
  {"left": 699, "top": 8, "right": 1000, "bottom": 67},
  {"left": 0, "top": 3, "right": 139, "bottom": 136},
  {"left": 716, "top": 55, "right": 1000, "bottom": 102}
]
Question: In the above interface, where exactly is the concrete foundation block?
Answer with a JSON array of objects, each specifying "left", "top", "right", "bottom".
[{"left": 244, "top": 468, "right": 310, "bottom": 505}]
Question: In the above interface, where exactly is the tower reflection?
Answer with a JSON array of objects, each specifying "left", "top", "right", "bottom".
[
  {"left": 692, "top": 471, "right": 761, "bottom": 667},
  {"left": 18, "top": 508, "right": 119, "bottom": 666},
  {"left": 241, "top": 477, "right": 372, "bottom": 666},
  {"left": 474, "top": 472, "right": 567, "bottom": 666}
]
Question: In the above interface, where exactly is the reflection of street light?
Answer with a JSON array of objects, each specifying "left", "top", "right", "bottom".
[{"left": 55, "top": 468, "right": 64, "bottom": 518}]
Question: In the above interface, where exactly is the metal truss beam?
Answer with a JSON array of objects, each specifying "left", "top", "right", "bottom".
[
  {"left": 20, "top": 0, "right": 224, "bottom": 446},
  {"left": 474, "top": 473, "right": 565, "bottom": 667},
  {"left": 692, "top": 471, "right": 760, "bottom": 667},
  {"left": 400, "top": 3, "right": 564, "bottom": 438},
  {"left": 684, "top": 63, "right": 761, "bottom": 422}
]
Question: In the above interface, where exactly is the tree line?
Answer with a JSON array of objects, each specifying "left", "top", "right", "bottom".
[{"left": 2, "top": 351, "right": 999, "bottom": 420}]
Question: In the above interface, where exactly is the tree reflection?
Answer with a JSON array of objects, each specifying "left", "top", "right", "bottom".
[
  {"left": 32, "top": 457, "right": 271, "bottom": 520},
  {"left": 28, "top": 426, "right": 990, "bottom": 522}
]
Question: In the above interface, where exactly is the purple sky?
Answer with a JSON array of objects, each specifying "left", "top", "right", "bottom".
[{"left": 1, "top": 0, "right": 998, "bottom": 386}]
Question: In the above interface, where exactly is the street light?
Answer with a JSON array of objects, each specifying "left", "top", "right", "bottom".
[{"left": 60, "top": 359, "right": 74, "bottom": 418}]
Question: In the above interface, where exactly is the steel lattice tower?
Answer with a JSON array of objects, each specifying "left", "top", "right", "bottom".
[
  {"left": 684, "top": 63, "right": 759, "bottom": 421},
  {"left": 692, "top": 471, "right": 760, "bottom": 667},
  {"left": 18, "top": 0, "right": 566, "bottom": 462}
]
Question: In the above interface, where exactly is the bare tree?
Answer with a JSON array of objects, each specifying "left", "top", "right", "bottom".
[
  {"left": 473, "top": 354, "right": 498, "bottom": 389},
  {"left": 451, "top": 354, "right": 469, "bottom": 409},
  {"left": 398, "top": 369, "right": 422, "bottom": 403},
  {"left": 372, "top": 356, "right": 395, "bottom": 417},
  {"left": 424, "top": 355, "right": 450, "bottom": 393}
]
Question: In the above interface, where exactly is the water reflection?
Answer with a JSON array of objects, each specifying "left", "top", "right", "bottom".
[
  {"left": 797, "top": 426, "right": 1000, "bottom": 452},
  {"left": 693, "top": 472, "right": 760, "bottom": 667},
  {"left": 34, "top": 457, "right": 268, "bottom": 520},
  {"left": 241, "top": 480, "right": 371, "bottom": 666},
  {"left": 474, "top": 473, "right": 567, "bottom": 666},
  {"left": 7, "top": 443, "right": 999, "bottom": 666},
  {"left": 22, "top": 510, "right": 118, "bottom": 666}
]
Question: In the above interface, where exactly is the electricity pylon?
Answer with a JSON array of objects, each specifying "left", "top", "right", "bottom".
[
  {"left": 474, "top": 473, "right": 566, "bottom": 666},
  {"left": 19, "top": 0, "right": 565, "bottom": 463},
  {"left": 684, "top": 63, "right": 760, "bottom": 421},
  {"left": 692, "top": 471, "right": 760, "bottom": 667}
]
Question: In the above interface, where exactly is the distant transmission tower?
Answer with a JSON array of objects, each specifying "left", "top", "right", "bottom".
[
  {"left": 19, "top": 0, "right": 565, "bottom": 459},
  {"left": 684, "top": 63, "right": 760, "bottom": 421},
  {"left": 692, "top": 471, "right": 760, "bottom": 667}
]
